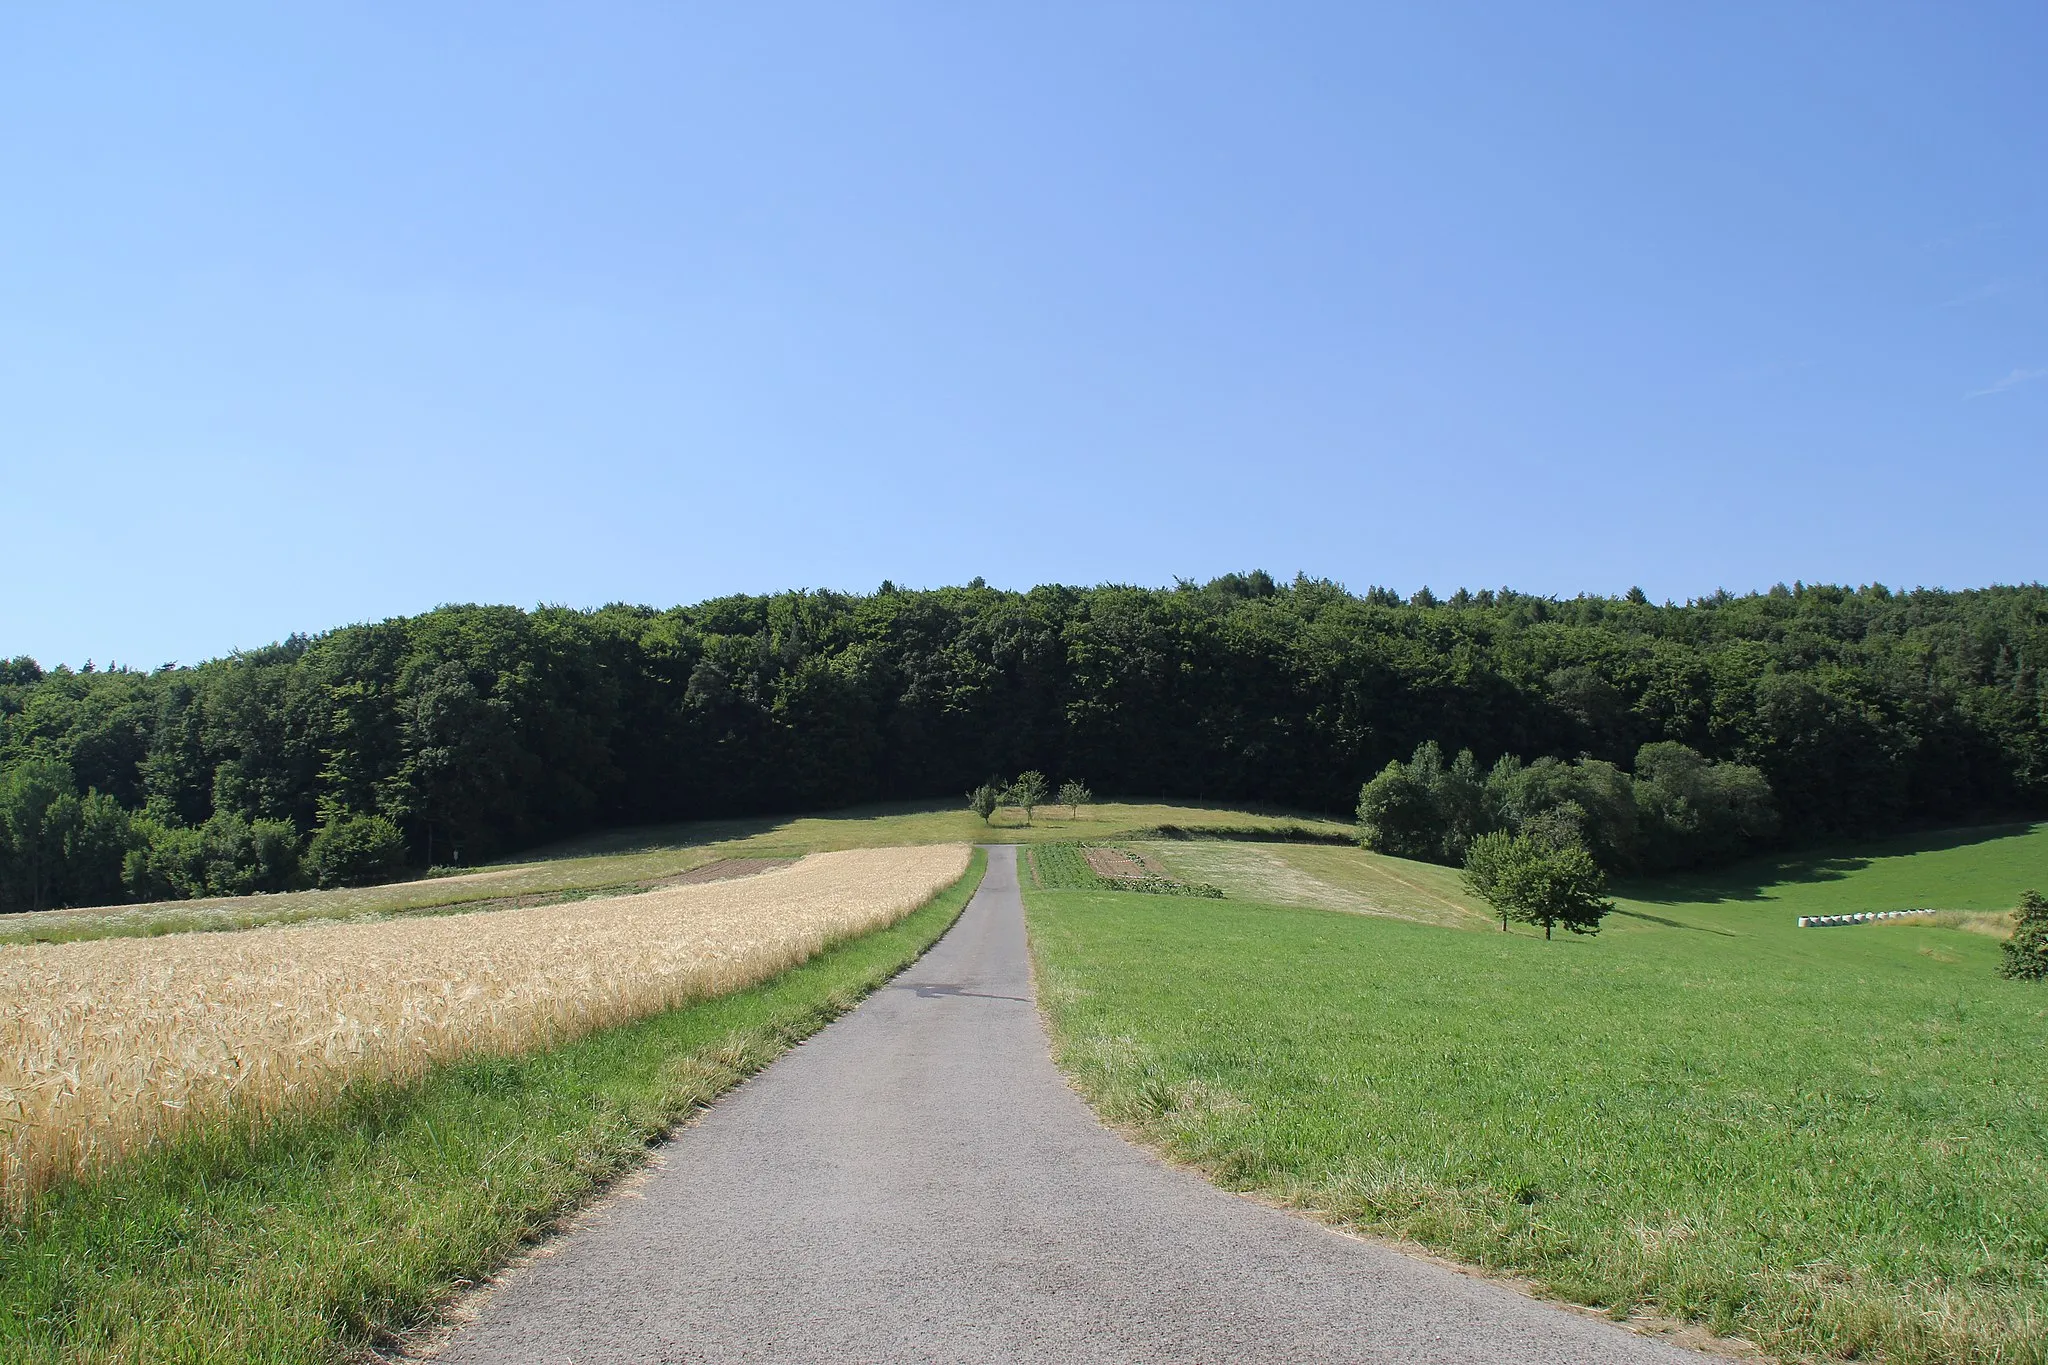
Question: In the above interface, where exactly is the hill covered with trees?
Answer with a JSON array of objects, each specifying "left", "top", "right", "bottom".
[{"left": 2, "top": 574, "right": 2043, "bottom": 909}]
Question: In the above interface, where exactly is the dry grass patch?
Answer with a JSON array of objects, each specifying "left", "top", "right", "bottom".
[
  {"left": 0, "top": 844, "right": 969, "bottom": 1211},
  {"left": 1881, "top": 908, "right": 2015, "bottom": 939},
  {"left": 1135, "top": 841, "right": 1488, "bottom": 929}
]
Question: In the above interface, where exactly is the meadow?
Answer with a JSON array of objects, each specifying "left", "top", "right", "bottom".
[
  {"left": 1027, "top": 822, "right": 2048, "bottom": 1365},
  {"left": 0, "top": 850, "right": 986, "bottom": 1364}
]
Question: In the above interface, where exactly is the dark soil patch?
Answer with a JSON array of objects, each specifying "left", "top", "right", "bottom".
[
  {"left": 658, "top": 858, "right": 799, "bottom": 887},
  {"left": 1084, "top": 848, "right": 1153, "bottom": 881}
]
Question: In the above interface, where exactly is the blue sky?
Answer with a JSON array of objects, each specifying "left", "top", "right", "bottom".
[{"left": 3, "top": 3, "right": 2042, "bottom": 668}]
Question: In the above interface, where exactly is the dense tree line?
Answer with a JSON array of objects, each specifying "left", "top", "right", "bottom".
[
  {"left": 1356, "top": 738, "right": 1778, "bottom": 873},
  {"left": 2, "top": 574, "right": 2043, "bottom": 909}
]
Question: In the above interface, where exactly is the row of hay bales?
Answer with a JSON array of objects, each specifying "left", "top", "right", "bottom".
[{"left": 1796, "top": 908, "right": 1938, "bottom": 928}]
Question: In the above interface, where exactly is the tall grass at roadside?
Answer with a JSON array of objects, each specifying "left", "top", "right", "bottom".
[
  {"left": 1, "top": 845, "right": 969, "bottom": 1211},
  {"left": 0, "top": 850, "right": 985, "bottom": 1365},
  {"left": 1027, "top": 874, "right": 2048, "bottom": 1365}
]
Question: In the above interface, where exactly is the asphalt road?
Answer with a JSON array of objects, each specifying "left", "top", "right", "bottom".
[{"left": 434, "top": 845, "right": 1716, "bottom": 1364}]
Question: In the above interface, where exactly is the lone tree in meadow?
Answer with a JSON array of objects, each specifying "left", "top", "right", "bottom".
[
  {"left": 1461, "top": 830, "right": 1614, "bottom": 939},
  {"left": 1058, "top": 779, "right": 1092, "bottom": 818},
  {"left": 1006, "top": 771, "right": 1050, "bottom": 825},
  {"left": 967, "top": 783, "right": 1000, "bottom": 824},
  {"left": 2000, "top": 889, "right": 2048, "bottom": 981}
]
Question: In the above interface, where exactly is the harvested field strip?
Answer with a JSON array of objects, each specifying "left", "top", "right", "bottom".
[
  {"left": 0, "top": 844, "right": 970, "bottom": 1211},
  {"left": 0, "top": 851, "right": 987, "bottom": 1365},
  {"left": 1139, "top": 841, "right": 1487, "bottom": 929},
  {"left": 660, "top": 857, "right": 797, "bottom": 886},
  {"left": 0, "top": 859, "right": 731, "bottom": 946}
]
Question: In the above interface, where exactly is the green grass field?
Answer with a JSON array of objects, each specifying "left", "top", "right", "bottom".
[
  {"left": 0, "top": 852, "right": 985, "bottom": 1364},
  {"left": 1026, "top": 824, "right": 2048, "bottom": 1365},
  {"left": 0, "top": 800, "right": 1345, "bottom": 944}
]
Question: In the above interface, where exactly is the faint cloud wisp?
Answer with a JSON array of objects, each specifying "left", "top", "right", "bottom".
[
  {"left": 1966, "top": 367, "right": 2048, "bottom": 399},
  {"left": 1939, "top": 277, "right": 2029, "bottom": 308}
]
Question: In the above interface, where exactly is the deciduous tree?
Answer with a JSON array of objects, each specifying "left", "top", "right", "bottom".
[
  {"left": 1461, "top": 831, "right": 1615, "bottom": 939},
  {"left": 1006, "top": 771, "right": 1049, "bottom": 825}
]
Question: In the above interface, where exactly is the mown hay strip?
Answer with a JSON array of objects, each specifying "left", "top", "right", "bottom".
[{"left": 0, "top": 844, "right": 971, "bottom": 1212}]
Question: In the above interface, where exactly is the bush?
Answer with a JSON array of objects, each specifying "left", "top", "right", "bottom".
[
  {"left": 307, "top": 814, "right": 407, "bottom": 888},
  {"left": 1356, "top": 741, "right": 1490, "bottom": 863},
  {"left": 1632, "top": 742, "right": 1778, "bottom": 868},
  {"left": 1360, "top": 739, "right": 1778, "bottom": 875},
  {"left": 248, "top": 819, "right": 303, "bottom": 892},
  {"left": 123, "top": 821, "right": 207, "bottom": 902},
  {"left": 1999, "top": 889, "right": 2048, "bottom": 981},
  {"left": 116, "top": 814, "right": 304, "bottom": 902}
]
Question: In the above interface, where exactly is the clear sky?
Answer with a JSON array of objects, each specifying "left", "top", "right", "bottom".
[{"left": 3, "top": 3, "right": 2042, "bottom": 668}]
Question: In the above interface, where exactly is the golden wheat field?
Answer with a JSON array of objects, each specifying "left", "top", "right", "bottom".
[{"left": 0, "top": 843, "right": 971, "bottom": 1212}]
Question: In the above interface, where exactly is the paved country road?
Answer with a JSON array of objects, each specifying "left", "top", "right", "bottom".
[{"left": 434, "top": 846, "right": 1719, "bottom": 1364}]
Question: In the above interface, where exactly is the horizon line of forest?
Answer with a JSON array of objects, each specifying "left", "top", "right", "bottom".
[{"left": 2, "top": 572, "right": 2043, "bottom": 911}]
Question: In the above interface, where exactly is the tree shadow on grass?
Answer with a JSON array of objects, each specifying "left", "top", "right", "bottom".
[
  {"left": 1617, "top": 821, "right": 2043, "bottom": 906},
  {"left": 1608, "top": 908, "right": 1738, "bottom": 936}
]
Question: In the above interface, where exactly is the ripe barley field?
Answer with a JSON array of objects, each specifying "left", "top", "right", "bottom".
[
  {"left": 0, "top": 844, "right": 970, "bottom": 1212},
  {"left": 0, "top": 850, "right": 986, "bottom": 1365}
]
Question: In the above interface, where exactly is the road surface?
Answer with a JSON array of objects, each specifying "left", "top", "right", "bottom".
[{"left": 435, "top": 845, "right": 1716, "bottom": 1364}]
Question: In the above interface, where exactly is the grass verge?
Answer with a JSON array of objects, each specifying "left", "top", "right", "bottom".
[
  {"left": 1025, "top": 865, "right": 2048, "bottom": 1365},
  {"left": 0, "top": 849, "right": 987, "bottom": 1364}
]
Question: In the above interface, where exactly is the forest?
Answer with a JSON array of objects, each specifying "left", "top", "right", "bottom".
[{"left": 1, "top": 574, "right": 2043, "bottom": 909}]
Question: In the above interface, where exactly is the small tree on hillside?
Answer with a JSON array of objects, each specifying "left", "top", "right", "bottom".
[
  {"left": 1462, "top": 830, "right": 1520, "bottom": 933},
  {"left": 2000, "top": 889, "right": 2048, "bottom": 981},
  {"left": 1006, "top": 771, "right": 1049, "bottom": 825},
  {"left": 1461, "top": 830, "right": 1614, "bottom": 939},
  {"left": 1058, "top": 779, "right": 1093, "bottom": 818},
  {"left": 967, "top": 783, "right": 1000, "bottom": 824}
]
